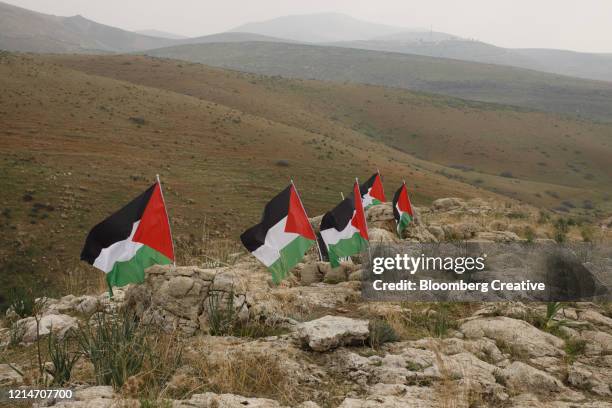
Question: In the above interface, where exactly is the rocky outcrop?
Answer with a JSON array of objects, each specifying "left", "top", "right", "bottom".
[
  {"left": 17, "top": 313, "right": 78, "bottom": 344},
  {"left": 460, "top": 316, "right": 565, "bottom": 358},
  {"left": 0, "top": 363, "right": 22, "bottom": 386},
  {"left": 297, "top": 315, "right": 369, "bottom": 351}
]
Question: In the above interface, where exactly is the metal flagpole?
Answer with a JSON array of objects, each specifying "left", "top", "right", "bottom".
[
  {"left": 156, "top": 174, "right": 176, "bottom": 267},
  {"left": 291, "top": 179, "right": 323, "bottom": 262}
]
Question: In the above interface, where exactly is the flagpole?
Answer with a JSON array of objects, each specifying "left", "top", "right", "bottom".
[
  {"left": 356, "top": 177, "right": 373, "bottom": 265},
  {"left": 291, "top": 179, "right": 323, "bottom": 262},
  {"left": 156, "top": 174, "right": 176, "bottom": 267}
]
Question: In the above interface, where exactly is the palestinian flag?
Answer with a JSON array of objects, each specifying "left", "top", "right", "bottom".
[
  {"left": 392, "top": 181, "right": 414, "bottom": 237},
  {"left": 359, "top": 172, "right": 386, "bottom": 209},
  {"left": 320, "top": 181, "right": 369, "bottom": 267},
  {"left": 241, "top": 184, "right": 316, "bottom": 284},
  {"left": 81, "top": 181, "right": 174, "bottom": 293}
]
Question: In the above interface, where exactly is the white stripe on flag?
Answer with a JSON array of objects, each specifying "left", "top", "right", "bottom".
[
  {"left": 93, "top": 221, "right": 144, "bottom": 273},
  {"left": 320, "top": 213, "right": 359, "bottom": 248},
  {"left": 251, "top": 216, "right": 299, "bottom": 267}
]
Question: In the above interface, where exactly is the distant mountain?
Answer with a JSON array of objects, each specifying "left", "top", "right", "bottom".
[
  {"left": 135, "top": 29, "right": 187, "bottom": 40},
  {"left": 181, "top": 32, "right": 298, "bottom": 45},
  {"left": 327, "top": 38, "right": 612, "bottom": 83},
  {"left": 145, "top": 41, "right": 612, "bottom": 122},
  {"left": 0, "top": 1, "right": 176, "bottom": 53},
  {"left": 230, "top": 13, "right": 405, "bottom": 43}
]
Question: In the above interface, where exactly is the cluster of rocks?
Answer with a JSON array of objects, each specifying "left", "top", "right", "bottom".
[{"left": 3, "top": 197, "right": 611, "bottom": 407}]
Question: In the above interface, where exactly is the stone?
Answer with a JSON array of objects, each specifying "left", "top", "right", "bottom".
[
  {"left": 476, "top": 231, "right": 521, "bottom": 242},
  {"left": 296, "top": 315, "right": 369, "bottom": 351},
  {"left": 460, "top": 317, "right": 564, "bottom": 358},
  {"left": 74, "top": 296, "right": 101, "bottom": 314},
  {"left": 20, "top": 314, "right": 78, "bottom": 343},
  {"left": 174, "top": 392, "right": 285, "bottom": 407},
  {"left": 348, "top": 269, "right": 363, "bottom": 281},
  {"left": 578, "top": 309, "right": 612, "bottom": 328},
  {"left": 580, "top": 331, "right": 612, "bottom": 356},
  {"left": 431, "top": 197, "right": 465, "bottom": 211},
  {"left": 500, "top": 362, "right": 582, "bottom": 401},
  {"left": 368, "top": 228, "right": 399, "bottom": 243},
  {"left": 299, "top": 263, "right": 323, "bottom": 285},
  {"left": 323, "top": 263, "right": 349, "bottom": 283},
  {"left": 0, "top": 364, "right": 22, "bottom": 386},
  {"left": 74, "top": 386, "right": 114, "bottom": 401}
]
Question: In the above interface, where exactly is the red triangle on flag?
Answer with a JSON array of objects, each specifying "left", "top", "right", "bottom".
[
  {"left": 371, "top": 173, "right": 386, "bottom": 202},
  {"left": 285, "top": 185, "right": 316, "bottom": 240},
  {"left": 398, "top": 183, "right": 414, "bottom": 217},
  {"left": 351, "top": 181, "right": 369, "bottom": 240},
  {"left": 133, "top": 182, "right": 175, "bottom": 260}
]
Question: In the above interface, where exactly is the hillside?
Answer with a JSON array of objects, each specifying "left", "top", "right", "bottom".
[
  {"left": 0, "top": 51, "right": 501, "bottom": 300},
  {"left": 328, "top": 38, "right": 612, "bottom": 83},
  {"left": 0, "top": 1, "right": 176, "bottom": 53},
  {"left": 143, "top": 41, "right": 612, "bottom": 122}
]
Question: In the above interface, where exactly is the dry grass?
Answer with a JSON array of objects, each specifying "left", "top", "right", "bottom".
[{"left": 190, "top": 348, "right": 302, "bottom": 406}]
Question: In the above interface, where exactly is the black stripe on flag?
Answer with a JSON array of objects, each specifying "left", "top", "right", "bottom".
[
  {"left": 358, "top": 173, "right": 377, "bottom": 197},
  {"left": 392, "top": 185, "right": 402, "bottom": 223},
  {"left": 320, "top": 197, "right": 355, "bottom": 232},
  {"left": 240, "top": 185, "right": 291, "bottom": 253},
  {"left": 80, "top": 183, "right": 156, "bottom": 265}
]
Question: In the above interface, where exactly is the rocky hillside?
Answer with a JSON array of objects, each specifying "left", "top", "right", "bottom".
[{"left": 1, "top": 198, "right": 610, "bottom": 407}]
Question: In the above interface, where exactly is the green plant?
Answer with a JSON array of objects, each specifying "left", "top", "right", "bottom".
[
  {"left": 8, "top": 321, "right": 25, "bottom": 347},
  {"left": 580, "top": 226, "right": 594, "bottom": 242},
  {"left": 541, "top": 302, "right": 569, "bottom": 335},
  {"left": 553, "top": 218, "right": 569, "bottom": 243},
  {"left": 206, "top": 289, "right": 243, "bottom": 336},
  {"left": 46, "top": 332, "right": 80, "bottom": 386},
  {"left": 524, "top": 227, "right": 535, "bottom": 243},
  {"left": 369, "top": 319, "right": 399, "bottom": 348},
  {"left": 6, "top": 287, "right": 37, "bottom": 318},
  {"left": 564, "top": 338, "right": 586, "bottom": 363},
  {"left": 76, "top": 310, "right": 148, "bottom": 389}
]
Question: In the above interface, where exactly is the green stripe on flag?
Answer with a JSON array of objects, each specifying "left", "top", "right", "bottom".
[
  {"left": 397, "top": 212, "right": 413, "bottom": 236},
  {"left": 268, "top": 235, "right": 314, "bottom": 284},
  {"left": 106, "top": 245, "right": 171, "bottom": 290},
  {"left": 328, "top": 232, "right": 368, "bottom": 267},
  {"left": 364, "top": 198, "right": 382, "bottom": 210}
]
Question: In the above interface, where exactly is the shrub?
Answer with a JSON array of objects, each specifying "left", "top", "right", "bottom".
[
  {"left": 369, "top": 319, "right": 399, "bottom": 348},
  {"left": 206, "top": 289, "right": 241, "bottom": 336},
  {"left": 499, "top": 171, "right": 514, "bottom": 178},
  {"left": 524, "top": 227, "right": 535, "bottom": 243},
  {"left": 46, "top": 332, "right": 80, "bottom": 386},
  {"left": 76, "top": 311, "right": 149, "bottom": 389},
  {"left": 580, "top": 226, "right": 594, "bottom": 242},
  {"left": 564, "top": 338, "right": 586, "bottom": 363},
  {"left": 6, "top": 287, "right": 36, "bottom": 318}
]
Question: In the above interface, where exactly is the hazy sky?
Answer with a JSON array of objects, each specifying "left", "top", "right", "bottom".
[{"left": 7, "top": 0, "right": 612, "bottom": 53}]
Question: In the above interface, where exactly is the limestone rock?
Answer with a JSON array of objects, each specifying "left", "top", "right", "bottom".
[
  {"left": 501, "top": 362, "right": 583, "bottom": 401},
  {"left": 460, "top": 317, "right": 564, "bottom": 358},
  {"left": 299, "top": 263, "right": 324, "bottom": 285},
  {"left": 173, "top": 392, "right": 286, "bottom": 407},
  {"left": 578, "top": 309, "right": 612, "bottom": 328},
  {"left": 297, "top": 315, "right": 369, "bottom": 351},
  {"left": 368, "top": 227, "right": 399, "bottom": 243},
  {"left": 0, "top": 363, "right": 22, "bottom": 386},
  {"left": 431, "top": 197, "right": 465, "bottom": 212},
  {"left": 20, "top": 314, "right": 78, "bottom": 343},
  {"left": 580, "top": 330, "right": 612, "bottom": 356}
]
